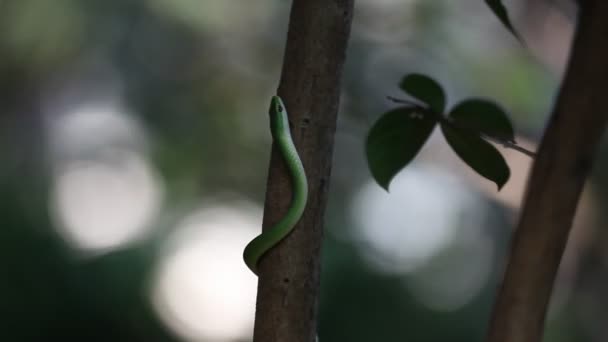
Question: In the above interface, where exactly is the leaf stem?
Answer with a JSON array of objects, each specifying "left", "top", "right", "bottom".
[
  {"left": 386, "top": 95, "right": 536, "bottom": 158},
  {"left": 386, "top": 96, "right": 427, "bottom": 108},
  {"left": 480, "top": 134, "right": 536, "bottom": 158}
]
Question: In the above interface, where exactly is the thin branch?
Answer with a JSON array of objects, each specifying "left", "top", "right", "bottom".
[
  {"left": 252, "top": 1, "right": 354, "bottom": 342},
  {"left": 486, "top": 1, "right": 608, "bottom": 341}
]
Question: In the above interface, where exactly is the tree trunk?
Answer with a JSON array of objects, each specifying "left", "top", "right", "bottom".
[
  {"left": 252, "top": 1, "right": 354, "bottom": 342},
  {"left": 486, "top": 1, "right": 608, "bottom": 341}
]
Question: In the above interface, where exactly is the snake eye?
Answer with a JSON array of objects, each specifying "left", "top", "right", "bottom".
[{"left": 277, "top": 104, "right": 283, "bottom": 112}]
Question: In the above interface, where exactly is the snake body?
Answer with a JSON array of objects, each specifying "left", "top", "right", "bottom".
[{"left": 243, "top": 96, "right": 308, "bottom": 275}]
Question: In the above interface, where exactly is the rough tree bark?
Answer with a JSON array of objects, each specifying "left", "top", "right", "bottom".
[
  {"left": 486, "top": 1, "right": 608, "bottom": 342},
  {"left": 252, "top": 1, "right": 354, "bottom": 342}
]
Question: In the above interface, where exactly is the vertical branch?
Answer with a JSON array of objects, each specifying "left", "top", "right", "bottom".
[
  {"left": 253, "top": 1, "right": 354, "bottom": 342},
  {"left": 486, "top": 1, "right": 608, "bottom": 342}
]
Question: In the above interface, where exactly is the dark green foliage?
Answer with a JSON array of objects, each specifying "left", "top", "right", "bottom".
[
  {"left": 367, "top": 74, "right": 515, "bottom": 191},
  {"left": 366, "top": 107, "right": 437, "bottom": 190},
  {"left": 449, "top": 99, "right": 515, "bottom": 143},
  {"left": 399, "top": 74, "right": 446, "bottom": 113},
  {"left": 484, "top": 0, "right": 524, "bottom": 43},
  {"left": 441, "top": 123, "right": 510, "bottom": 190}
]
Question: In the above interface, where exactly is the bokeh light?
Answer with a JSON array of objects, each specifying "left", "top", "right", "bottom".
[
  {"left": 48, "top": 102, "right": 162, "bottom": 253},
  {"left": 351, "top": 164, "right": 487, "bottom": 275},
  {"left": 51, "top": 152, "right": 162, "bottom": 252},
  {"left": 152, "top": 203, "right": 260, "bottom": 342}
]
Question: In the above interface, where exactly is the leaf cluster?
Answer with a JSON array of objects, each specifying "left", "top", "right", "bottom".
[
  {"left": 366, "top": 1, "right": 527, "bottom": 191},
  {"left": 367, "top": 74, "right": 516, "bottom": 191}
]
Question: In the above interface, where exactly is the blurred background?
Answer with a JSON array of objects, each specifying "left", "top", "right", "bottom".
[{"left": 1, "top": 0, "right": 605, "bottom": 341}]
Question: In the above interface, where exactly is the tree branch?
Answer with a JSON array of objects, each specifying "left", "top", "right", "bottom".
[
  {"left": 252, "top": 1, "right": 354, "bottom": 342},
  {"left": 486, "top": 1, "right": 608, "bottom": 341}
]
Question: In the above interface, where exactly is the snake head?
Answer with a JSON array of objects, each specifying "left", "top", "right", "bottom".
[{"left": 269, "top": 95, "right": 290, "bottom": 139}]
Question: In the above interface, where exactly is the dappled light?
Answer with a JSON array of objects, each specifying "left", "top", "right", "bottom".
[
  {"left": 352, "top": 165, "right": 486, "bottom": 274},
  {"left": 47, "top": 101, "right": 162, "bottom": 253},
  {"left": 405, "top": 233, "right": 494, "bottom": 312},
  {"left": 152, "top": 204, "right": 260, "bottom": 342},
  {"left": 350, "top": 164, "right": 493, "bottom": 312},
  {"left": 51, "top": 153, "right": 162, "bottom": 252}
]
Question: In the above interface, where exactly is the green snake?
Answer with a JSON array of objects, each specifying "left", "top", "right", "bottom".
[{"left": 243, "top": 95, "right": 308, "bottom": 275}]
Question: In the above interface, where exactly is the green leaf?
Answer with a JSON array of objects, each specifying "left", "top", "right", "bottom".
[
  {"left": 366, "top": 107, "right": 437, "bottom": 191},
  {"left": 399, "top": 74, "right": 446, "bottom": 114},
  {"left": 484, "top": 0, "right": 524, "bottom": 43},
  {"left": 448, "top": 99, "right": 515, "bottom": 143},
  {"left": 441, "top": 122, "right": 510, "bottom": 190}
]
